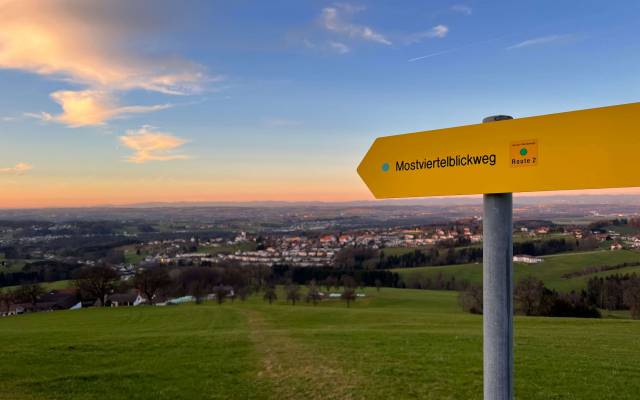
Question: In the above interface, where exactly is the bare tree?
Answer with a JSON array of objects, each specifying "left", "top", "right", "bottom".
[
  {"left": 374, "top": 279, "right": 382, "bottom": 292},
  {"left": 263, "top": 285, "right": 277, "bottom": 304},
  {"left": 237, "top": 286, "right": 250, "bottom": 302},
  {"left": 341, "top": 287, "right": 357, "bottom": 308},
  {"left": 213, "top": 285, "right": 229, "bottom": 305},
  {"left": 515, "top": 276, "right": 546, "bottom": 316},
  {"left": 459, "top": 284, "right": 483, "bottom": 314},
  {"left": 253, "top": 266, "right": 270, "bottom": 292},
  {"left": 325, "top": 276, "right": 337, "bottom": 292},
  {"left": 306, "top": 280, "right": 322, "bottom": 306},
  {"left": 13, "top": 284, "right": 45, "bottom": 308},
  {"left": 134, "top": 268, "right": 171, "bottom": 305},
  {"left": 286, "top": 283, "right": 301, "bottom": 306},
  {"left": 0, "top": 290, "right": 15, "bottom": 313},
  {"left": 623, "top": 276, "right": 640, "bottom": 319},
  {"left": 179, "top": 267, "right": 220, "bottom": 304},
  {"left": 74, "top": 265, "right": 120, "bottom": 306},
  {"left": 341, "top": 275, "right": 357, "bottom": 290},
  {"left": 602, "top": 279, "right": 624, "bottom": 310}
]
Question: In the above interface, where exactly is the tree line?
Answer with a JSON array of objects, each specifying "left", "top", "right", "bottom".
[
  {"left": 0, "top": 260, "right": 82, "bottom": 287},
  {"left": 0, "top": 263, "right": 377, "bottom": 312},
  {"left": 459, "top": 274, "right": 640, "bottom": 319},
  {"left": 585, "top": 273, "right": 640, "bottom": 318},
  {"left": 375, "top": 237, "right": 598, "bottom": 270},
  {"left": 270, "top": 264, "right": 399, "bottom": 288}
]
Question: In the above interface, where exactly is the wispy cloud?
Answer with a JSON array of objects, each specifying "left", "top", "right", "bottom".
[
  {"left": 404, "top": 25, "right": 449, "bottom": 44},
  {"left": 507, "top": 34, "right": 575, "bottom": 50},
  {"left": 321, "top": 4, "right": 391, "bottom": 45},
  {"left": 408, "top": 35, "right": 509, "bottom": 63},
  {"left": 119, "top": 126, "right": 189, "bottom": 163},
  {"left": 0, "top": 1, "right": 212, "bottom": 126},
  {"left": 451, "top": 5, "right": 472, "bottom": 15},
  {"left": 408, "top": 48, "right": 458, "bottom": 62},
  {"left": 329, "top": 41, "right": 350, "bottom": 54},
  {"left": 33, "top": 90, "right": 171, "bottom": 127},
  {"left": 0, "top": 162, "right": 33, "bottom": 175}
]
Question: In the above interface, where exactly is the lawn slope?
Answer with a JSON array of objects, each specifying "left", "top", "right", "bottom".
[
  {"left": 1, "top": 288, "right": 639, "bottom": 399},
  {"left": 394, "top": 250, "right": 640, "bottom": 292}
]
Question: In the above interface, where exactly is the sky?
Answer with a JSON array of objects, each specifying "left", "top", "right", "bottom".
[{"left": 1, "top": 0, "right": 639, "bottom": 208}]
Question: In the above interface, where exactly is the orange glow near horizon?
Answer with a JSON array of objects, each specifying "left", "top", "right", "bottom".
[
  {"left": 4, "top": 178, "right": 640, "bottom": 209},
  {"left": 0, "top": 178, "right": 376, "bottom": 208}
]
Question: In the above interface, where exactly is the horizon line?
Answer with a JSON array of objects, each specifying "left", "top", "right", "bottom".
[{"left": 3, "top": 193, "right": 640, "bottom": 210}]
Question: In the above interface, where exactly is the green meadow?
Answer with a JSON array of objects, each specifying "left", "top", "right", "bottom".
[
  {"left": 394, "top": 249, "right": 640, "bottom": 292},
  {"left": 1, "top": 288, "right": 639, "bottom": 400}
]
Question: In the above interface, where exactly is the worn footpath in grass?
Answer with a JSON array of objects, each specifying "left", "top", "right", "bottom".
[{"left": 1, "top": 288, "right": 640, "bottom": 399}]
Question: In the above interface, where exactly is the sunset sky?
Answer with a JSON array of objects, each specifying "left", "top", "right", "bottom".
[{"left": 1, "top": 0, "right": 640, "bottom": 208}]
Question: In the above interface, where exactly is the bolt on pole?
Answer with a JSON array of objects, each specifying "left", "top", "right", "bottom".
[{"left": 482, "top": 115, "right": 514, "bottom": 400}]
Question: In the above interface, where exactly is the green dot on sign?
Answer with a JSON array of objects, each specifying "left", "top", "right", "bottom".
[{"left": 520, "top": 148, "right": 528, "bottom": 156}]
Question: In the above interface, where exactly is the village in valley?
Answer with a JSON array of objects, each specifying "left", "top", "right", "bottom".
[{"left": 1, "top": 202, "right": 640, "bottom": 316}]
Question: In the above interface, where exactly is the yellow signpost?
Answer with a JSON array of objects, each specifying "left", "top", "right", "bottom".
[
  {"left": 358, "top": 102, "right": 640, "bottom": 198},
  {"left": 357, "top": 102, "right": 639, "bottom": 400}
]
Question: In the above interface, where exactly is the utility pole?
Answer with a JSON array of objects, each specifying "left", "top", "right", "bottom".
[{"left": 482, "top": 115, "right": 514, "bottom": 400}]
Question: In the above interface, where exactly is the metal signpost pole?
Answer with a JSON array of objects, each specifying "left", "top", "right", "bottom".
[
  {"left": 358, "top": 102, "right": 640, "bottom": 398},
  {"left": 482, "top": 115, "right": 514, "bottom": 400}
]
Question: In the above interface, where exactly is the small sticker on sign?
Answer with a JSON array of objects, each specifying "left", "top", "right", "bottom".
[{"left": 510, "top": 140, "right": 538, "bottom": 167}]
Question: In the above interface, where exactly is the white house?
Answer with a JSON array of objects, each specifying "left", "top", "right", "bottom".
[{"left": 513, "top": 255, "right": 543, "bottom": 264}]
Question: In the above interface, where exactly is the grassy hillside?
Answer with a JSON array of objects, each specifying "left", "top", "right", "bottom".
[
  {"left": 394, "top": 250, "right": 640, "bottom": 292},
  {"left": 2, "top": 279, "right": 72, "bottom": 292},
  {"left": 1, "top": 288, "right": 639, "bottom": 399}
]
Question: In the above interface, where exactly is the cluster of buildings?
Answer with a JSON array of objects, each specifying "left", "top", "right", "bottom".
[{"left": 133, "top": 225, "right": 484, "bottom": 268}]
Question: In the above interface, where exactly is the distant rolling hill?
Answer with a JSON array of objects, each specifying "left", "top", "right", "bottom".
[{"left": 393, "top": 249, "right": 640, "bottom": 292}]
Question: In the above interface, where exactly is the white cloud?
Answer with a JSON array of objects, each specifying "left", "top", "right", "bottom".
[
  {"left": 405, "top": 25, "right": 449, "bottom": 44},
  {"left": 507, "top": 34, "right": 574, "bottom": 50},
  {"left": 23, "top": 91, "right": 172, "bottom": 127},
  {"left": 321, "top": 4, "right": 391, "bottom": 45},
  {"left": 50, "top": 90, "right": 170, "bottom": 127},
  {"left": 119, "top": 126, "right": 189, "bottom": 163},
  {"left": 0, "top": 1, "right": 211, "bottom": 126},
  {"left": 329, "top": 41, "right": 350, "bottom": 54},
  {"left": 451, "top": 5, "right": 472, "bottom": 15},
  {"left": 0, "top": 162, "right": 33, "bottom": 175}
]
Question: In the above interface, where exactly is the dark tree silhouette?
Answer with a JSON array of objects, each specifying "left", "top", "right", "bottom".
[
  {"left": 263, "top": 285, "right": 277, "bottom": 304},
  {"left": 74, "top": 265, "right": 119, "bottom": 306},
  {"left": 515, "top": 276, "right": 549, "bottom": 316},
  {"left": 213, "top": 285, "right": 229, "bottom": 305},
  {"left": 459, "top": 284, "right": 483, "bottom": 314},
  {"left": 13, "top": 284, "right": 45, "bottom": 308},
  {"left": 286, "top": 283, "right": 301, "bottom": 306},
  {"left": 179, "top": 267, "right": 220, "bottom": 304},
  {"left": 0, "top": 290, "right": 15, "bottom": 313},
  {"left": 134, "top": 268, "right": 171, "bottom": 305},
  {"left": 306, "top": 281, "right": 322, "bottom": 306},
  {"left": 341, "top": 287, "right": 357, "bottom": 308},
  {"left": 623, "top": 277, "right": 640, "bottom": 319}
]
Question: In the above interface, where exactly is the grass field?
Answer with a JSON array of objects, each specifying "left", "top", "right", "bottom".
[
  {"left": 1, "top": 288, "right": 639, "bottom": 399},
  {"left": 0, "top": 259, "right": 28, "bottom": 273},
  {"left": 394, "top": 250, "right": 640, "bottom": 292},
  {"left": 1, "top": 279, "right": 72, "bottom": 292}
]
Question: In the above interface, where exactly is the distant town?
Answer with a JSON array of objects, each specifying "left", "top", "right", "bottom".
[{"left": 0, "top": 200, "right": 638, "bottom": 317}]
